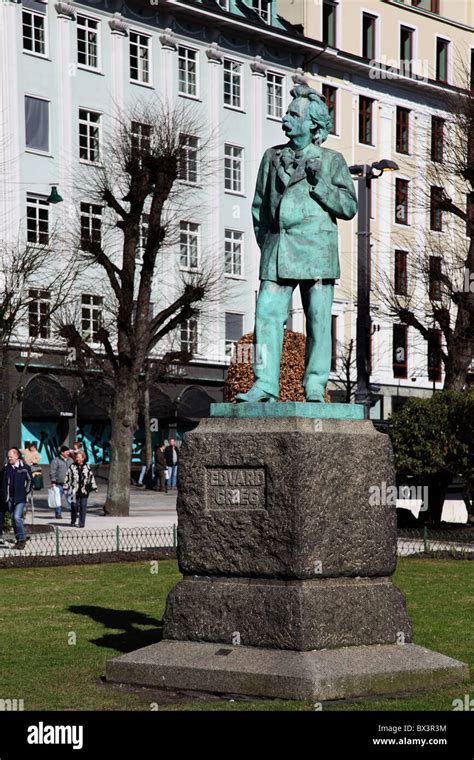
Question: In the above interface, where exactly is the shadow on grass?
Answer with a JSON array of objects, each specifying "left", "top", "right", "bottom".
[{"left": 68, "top": 605, "right": 163, "bottom": 653}]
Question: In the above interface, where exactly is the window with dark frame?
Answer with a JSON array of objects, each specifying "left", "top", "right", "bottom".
[
  {"left": 396, "top": 107, "right": 410, "bottom": 154},
  {"left": 400, "top": 26, "right": 413, "bottom": 76},
  {"left": 412, "top": 0, "right": 440, "bottom": 12},
  {"left": 427, "top": 329, "right": 442, "bottom": 383},
  {"left": 395, "top": 178, "right": 409, "bottom": 225},
  {"left": 322, "top": 1, "right": 337, "bottom": 47},
  {"left": 394, "top": 250, "right": 408, "bottom": 295},
  {"left": 429, "top": 256, "right": 442, "bottom": 300},
  {"left": 430, "top": 186, "right": 443, "bottom": 231},
  {"left": 431, "top": 117, "right": 444, "bottom": 162},
  {"left": 436, "top": 37, "right": 449, "bottom": 82},
  {"left": 322, "top": 84, "right": 337, "bottom": 135},
  {"left": 393, "top": 324, "right": 408, "bottom": 379},
  {"left": 358, "top": 96, "right": 373, "bottom": 145},
  {"left": 28, "top": 289, "right": 51, "bottom": 339},
  {"left": 362, "top": 13, "right": 376, "bottom": 60},
  {"left": 252, "top": 0, "right": 270, "bottom": 24}
]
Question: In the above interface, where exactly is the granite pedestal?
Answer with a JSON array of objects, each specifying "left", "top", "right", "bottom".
[{"left": 107, "top": 407, "right": 468, "bottom": 700}]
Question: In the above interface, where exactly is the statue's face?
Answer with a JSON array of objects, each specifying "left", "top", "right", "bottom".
[{"left": 282, "top": 98, "right": 313, "bottom": 142}]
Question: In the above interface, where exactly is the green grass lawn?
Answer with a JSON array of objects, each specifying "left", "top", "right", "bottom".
[{"left": 0, "top": 558, "right": 472, "bottom": 711}]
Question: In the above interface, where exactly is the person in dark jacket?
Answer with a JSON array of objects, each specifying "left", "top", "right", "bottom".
[
  {"left": 0, "top": 448, "right": 32, "bottom": 549},
  {"left": 154, "top": 444, "right": 168, "bottom": 493},
  {"left": 164, "top": 439, "right": 179, "bottom": 489}
]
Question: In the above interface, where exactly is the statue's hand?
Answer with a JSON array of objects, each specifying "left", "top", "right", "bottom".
[{"left": 305, "top": 157, "right": 321, "bottom": 186}]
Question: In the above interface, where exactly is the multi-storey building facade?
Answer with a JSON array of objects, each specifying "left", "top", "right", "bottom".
[
  {"left": 0, "top": 0, "right": 329, "bottom": 462},
  {"left": 279, "top": 0, "right": 474, "bottom": 418}
]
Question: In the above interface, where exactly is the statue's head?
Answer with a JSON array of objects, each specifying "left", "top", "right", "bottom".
[{"left": 281, "top": 84, "right": 333, "bottom": 146}]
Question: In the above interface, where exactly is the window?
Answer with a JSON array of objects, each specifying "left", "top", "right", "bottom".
[
  {"left": 267, "top": 72, "right": 284, "bottom": 119},
  {"left": 180, "top": 221, "right": 200, "bottom": 271},
  {"left": 178, "top": 46, "right": 198, "bottom": 97},
  {"left": 224, "top": 60, "right": 243, "bottom": 109},
  {"left": 252, "top": 0, "right": 270, "bottom": 23},
  {"left": 224, "top": 144, "right": 243, "bottom": 193},
  {"left": 396, "top": 107, "right": 410, "bottom": 154},
  {"left": 180, "top": 317, "right": 198, "bottom": 354},
  {"left": 81, "top": 294, "right": 103, "bottom": 343},
  {"left": 225, "top": 313, "right": 243, "bottom": 357},
  {"left": 394, "top": 250, "right": 408, "bottom": 295},
  {"left": 80, "top": 203, "right": 102, "bottom": 249},
  {"left": 137, "top": 212, "right": 149, "bottom": 257},
  {"left": 28, "top": 289, "right": 50, "bottom": 339},
  {"left": 131, "top": 121, "right": 152, "bottom": 164},
  {"left": 429, "top": 256, "right": 442, "bottom": 300},
  {"left": 400, "top": 26, "right": 413, "bottom": 76},
  {"left": 427, "top": 329, "right": 442, "bottom": 383},
  {"left": 79, "top": 109, "right": 101, "bottom": 162},
  {"left": 25, "top": 96, "right": 49, "bottom": 152},
  {"left": 395, "top": 178, "right": 409, "bottom": 225},
  {"left": 22, "top": 10, "right": 46, "bottom": 55},
  {"left": 331, "top": 315, "right": 338, "bottom": 372},
  {"left": 358, "top": 96, "right": 373, "bottom": 145},
  {"left": 431, "top": 117, "right": 444, "bottom": 162},
  {"left": 436, "top": 37, "right": 449, "bottom": 83},
  {"left": 412, "top": 0, "right": 439, "bottom": 12},
  {"left": 430, "top": 186, "right": 443, "bottom": 231},
  {"left": 77, "top": 15, "right": 99, "bottom": 69},
  {"left": 130, "top": 31, "right": 150, "bottom": 84},
  {"left": 322, "top": 84, "right": 337, "bottom": 135},
  {"left": 26, "top": 195, "right": 49, "bottom": 246},
  {"left": 217, "top": 0, "right": 230, "bottom": 9},
  {"left": 322, "top": 1, "right": 337, "bottom": 47},
  {"left": 179, "top": 134, "right": 199, "bottom": 183},
  {"left": 362, "top": 13, "right": 376, "bottom": 60},
  {"left": 225, "top": 229, "right": 243, "bottom": 277},
  {"left": 393, "top": 324, "right": 408, "bottom": 378}
]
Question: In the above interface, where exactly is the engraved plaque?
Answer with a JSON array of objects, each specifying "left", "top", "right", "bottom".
[{"left": 206, "top": 467, "right": 266, "bottom": 510}]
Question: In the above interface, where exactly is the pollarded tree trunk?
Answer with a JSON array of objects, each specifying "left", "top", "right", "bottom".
[{"left": 104, "top": 374, "right": 140, "bottom": 516}]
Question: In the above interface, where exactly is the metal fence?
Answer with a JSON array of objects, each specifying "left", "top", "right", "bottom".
[
  {"left": 0, "top": 524, "right": 472, "bottom": 560},
  {"left": 397, "top": 527, "right": 474, "bottom": 557},
  {"left": 0, "top": 525, "right": 177, "bottom": 558}
]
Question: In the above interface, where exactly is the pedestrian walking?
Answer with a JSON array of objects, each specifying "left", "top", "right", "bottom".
[
  {"left": 154, "top": 444, "right": 168, "bottom": 493},
  {"left": 71, "top": 441, "right": 88, "bottom": 463},
  {"left": 164, "top": 438, "right": 179, "bottom": 489},
  {"left": 20, "top": 442, "right": 41, "bottom": 466},
  {"left": 64, "top": 451, "right": 97, "bottom": 528},
  {"left": 137, "top": 447, "right": 147, "bottom": 488},
  {"left": 49, "top": 445, "right": 74, "bottom": 519},
  {"left": 0, "top": 448, "right": 32, "bottom": 550}
]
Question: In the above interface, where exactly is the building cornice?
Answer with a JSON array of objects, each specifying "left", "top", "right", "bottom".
[{"left": 381, "top": 0, "right": 474, "bottom": 33}]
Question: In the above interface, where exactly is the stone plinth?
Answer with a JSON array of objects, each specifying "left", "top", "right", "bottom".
[{"left": 106, "top": 414, "right": 468, "bottom": 700}]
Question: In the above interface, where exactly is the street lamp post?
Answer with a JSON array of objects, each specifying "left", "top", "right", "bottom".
[{"left": 349, "top": 159, "right": 399, "bottom": 419}]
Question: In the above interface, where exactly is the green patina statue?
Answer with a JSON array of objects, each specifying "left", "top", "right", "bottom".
[{"left": 236, "top": 84, "right": 357, "bottom": 403}]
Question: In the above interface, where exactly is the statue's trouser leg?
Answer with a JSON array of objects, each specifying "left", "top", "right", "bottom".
[
  {"left": 300, "top": 280, "right": 334, "bottom": 400},
  {"left": 253, "top": 279, "right": 294, "bottom": 398}
]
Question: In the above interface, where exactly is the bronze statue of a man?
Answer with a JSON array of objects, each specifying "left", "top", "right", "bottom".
[{"left": 236, "top": 84, "right": 357, "bottom": 403}]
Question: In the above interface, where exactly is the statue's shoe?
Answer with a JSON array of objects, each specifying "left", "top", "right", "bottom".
[
  {"left": 235, "top": 386, "right": 278, "bottom": 403},
  {"left": 306, "top": 393, "right": 324, "bottom": 403}
]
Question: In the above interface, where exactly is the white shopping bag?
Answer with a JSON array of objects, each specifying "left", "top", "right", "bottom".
[{"left": 48, "top": 486, "right": 62, "bottom": 509}]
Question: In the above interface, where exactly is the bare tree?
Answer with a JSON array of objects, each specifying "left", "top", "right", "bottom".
[
  {"left": 0, "top": 235, "right": 76, "bottom": 444},
  {"left": 331, "top": 338, "right": 357, "bottom": 403},
  {"left": 59, "top": 99, "right": 220, "bottom": 515},
  {"left": 377, "top": 67, "right": 474, "bottom": 390}
]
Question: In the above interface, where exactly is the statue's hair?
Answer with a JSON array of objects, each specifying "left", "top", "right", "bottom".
[{"left": 290, "top": 84, "right": 333, "bottom": 144}]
